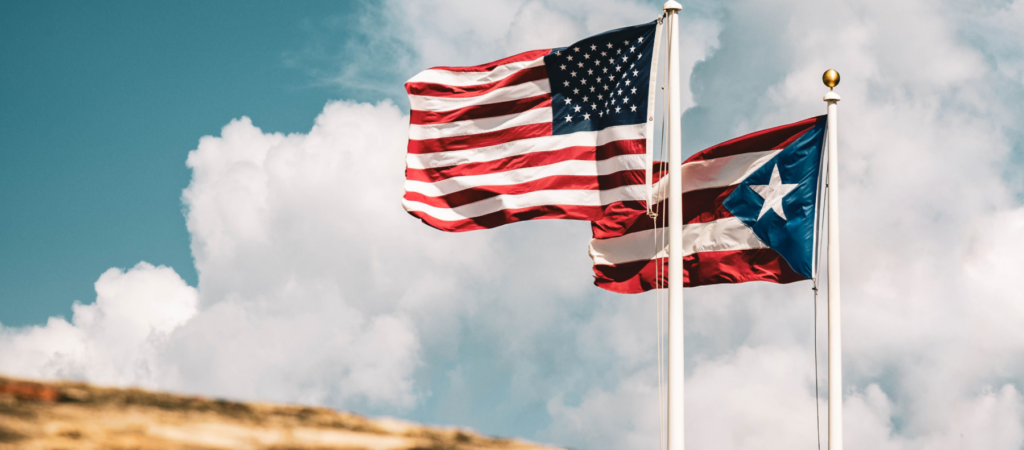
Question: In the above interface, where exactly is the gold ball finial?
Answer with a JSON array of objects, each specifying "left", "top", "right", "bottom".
[{"left": 823, "top": 69, "right": 840, "bottom": 91}]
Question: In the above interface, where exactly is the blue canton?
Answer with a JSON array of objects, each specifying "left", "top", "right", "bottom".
[
  {"left": 544, "top": 21, "right": 658, "bottom": 135},
  {"left": 722, "top": 118, "right": 827, "bottom": 278}
]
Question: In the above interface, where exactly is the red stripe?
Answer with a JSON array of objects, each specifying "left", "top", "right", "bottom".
[
  {"left": 424, "top": 49, "right": 550, "bottom": 73},
  {"left": 408, "top": 122, "right": 552, "bottom": 154},
  {"left": 404, "top": 170, "right": 644, "bottom": 209},
  {"left": 406, "top": 140, "right": 645, "bottom": 181},
  {"left": 590, "top": 186, "right": 738, "bottom": 239},
  {"left": 406, "top": 66, "right": 548, "bottom": 97},
  {"left": 407, "top": 204, "right": 603, "bottom": 232},
  {"left": 686, "top": 116, "right": 823, "bottom": 163},
  {"left": 410, "top": 96, "right": 552, "bottom": 125},
  {"left": 592, "top": 248, "right": 807, "bottom": 293}
]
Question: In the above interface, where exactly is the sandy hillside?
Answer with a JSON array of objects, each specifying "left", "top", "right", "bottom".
[{"left": 0, "top": 375, "right": 565, "bottom": 450}]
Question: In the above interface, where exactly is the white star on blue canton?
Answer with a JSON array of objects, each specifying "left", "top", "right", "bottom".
[
  {"left": 564, "top": 115, "right": 573, "bottom": 122},
  {"left": 749, "top": 164, "right": 798, "bottom": 220}
]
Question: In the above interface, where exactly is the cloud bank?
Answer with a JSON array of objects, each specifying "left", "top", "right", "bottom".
[{"left": 3, "top": 1, "right": 1024, "bottom": 449}]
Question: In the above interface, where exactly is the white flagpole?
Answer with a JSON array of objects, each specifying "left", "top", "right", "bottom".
[
  {"left": 823, "top": 69, "right": 842, "bottom": 450},
  {"left": 664, "top": 2, "right": 684, "bottom": 450}
]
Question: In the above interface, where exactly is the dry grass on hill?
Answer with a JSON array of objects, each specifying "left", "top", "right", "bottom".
[{"left": 0, "top": 375, "right": 564, "bottom": 450}]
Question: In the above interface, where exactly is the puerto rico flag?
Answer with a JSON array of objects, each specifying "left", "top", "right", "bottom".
[
  {"left": 403, "top": 21, "right": 661, "bottom": 232},
  {"left": 589, "top": 116, "right": 826, "bottom": 293}
]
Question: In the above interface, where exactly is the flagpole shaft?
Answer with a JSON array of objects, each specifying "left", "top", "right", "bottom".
[
  {"left": 824, "top": 88, "right": 842, "bottom": 450},
  {"left": 664, "top": 2, "right": 684, "bottom": 450}
]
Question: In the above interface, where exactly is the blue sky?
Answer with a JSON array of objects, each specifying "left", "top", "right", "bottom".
[
  {"left": 3, "top": 1, "right": 1024, "bottom": 449},
  {"left": 1, "top": 1, "right": 387, "bottom": 325}
]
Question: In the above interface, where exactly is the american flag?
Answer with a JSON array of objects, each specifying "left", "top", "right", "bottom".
[
  {"left": 590, "top": 117, "right": 826, "bottom": 293},
  {"left": 403, "top": 21, "right": 660, "bottom": 232}
]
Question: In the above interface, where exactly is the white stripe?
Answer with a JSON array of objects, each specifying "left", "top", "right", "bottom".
[
  {"left": 588, "top": 217, "right": 767, "bottom": 266},
  {"left": 403, "top": 185, "right": 645, "bottom": 222},
  {"left": 406, "top": 124, "right": 646, "bottom": 169},
  {"left": 407, "top": 57, "right": 546, "bottom": 87},
  {"left": 408, "top": 107, "right": 552, "bottom": 141},
  {"left": 409, "top": 80, "right": 551, "bottom": 112},
  {"left": 405, "top": 154, "right": 645, "bottom": 197},
  {"left": 649, "top": 149, "right": 783, "bottom": 203}
]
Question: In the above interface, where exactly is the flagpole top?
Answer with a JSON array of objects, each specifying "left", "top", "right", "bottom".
[
  {"left": 663, "top": 1, "right": 682, "bottom": 11},
  {"left": 823, "top": 69, "right": 840, "bottom": 90}
]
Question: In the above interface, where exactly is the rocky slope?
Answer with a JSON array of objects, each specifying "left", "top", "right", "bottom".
[{"left": 0, "top": 376, "right": 563, "bottom": 450}]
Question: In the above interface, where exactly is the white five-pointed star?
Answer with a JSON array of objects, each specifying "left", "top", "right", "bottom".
[
  {"left": 583, "top": 113, "right": 591, "bottom": 120},
  {"left": 749, "top": 164, "right": 798, "bottom": 220}
]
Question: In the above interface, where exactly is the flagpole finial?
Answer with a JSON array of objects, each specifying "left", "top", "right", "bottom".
[
  {"left": 663, "top": 0, "right": 682, "bottom": 11},
  {"left": 823, "top": 69, "right": 840, "bottom": 91}
]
